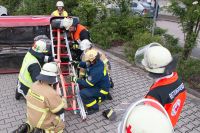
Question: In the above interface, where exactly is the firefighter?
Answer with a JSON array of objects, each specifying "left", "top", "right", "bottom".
[
  {"left": 79, "top": 39, "right": 114, "bottom": 88},
  {"left": 16, "top": 38, "right": 59, "bottom": 100},
  {"left": 71, "top": 49, "right": 111, "bottom": 115},
  {"left": 13, "top": 62, "right": 66, "bottom": 133},
  {"left": 118, "top": 99, "right": 174, "bottom": 133},
  {"left": 135, "top": 43, "right": 187, "bottom": 127},
  {"left": 51, "top": 1, "right": 68, "bottom": 17},
  {"left": 62, "top": 17, "right": 90, "bottom": 61}
]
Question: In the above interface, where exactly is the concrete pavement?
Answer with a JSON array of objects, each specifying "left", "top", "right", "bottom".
[{"left": 0, "top": 51, "right": 200, "bottom": 133}]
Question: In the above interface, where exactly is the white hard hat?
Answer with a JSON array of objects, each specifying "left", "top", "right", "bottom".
[
  {"left": 119, "top": 99, "right": 174, "bottom": 133},
  {"left": 84, "top": 49, "right": 98, "bottom": 62},
  {"left": 135, "top": 43, "right": 172, "bottom": 74},
  {"left": 32, "top": 40, "right": 47, "bottom": 53},
  {"left": 62, "top": 18, "right": 73, "bottom": 30},
  {"left": 56, "top": 1, "right": 64, "bottom": 7},
  {"left": 36, "top": 62, "right": 59, "bottom": 84},
  {"left": 80, "top": 39, "right": 92, "bottom": 51}
]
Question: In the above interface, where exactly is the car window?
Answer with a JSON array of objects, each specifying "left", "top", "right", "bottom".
[{"left": 132, "top": 2, "right": 138, "bottom": 7}]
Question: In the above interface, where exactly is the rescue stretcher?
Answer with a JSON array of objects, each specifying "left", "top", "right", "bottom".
[{"left": 0, "top": 16, "right": 87, "bottom": 120}]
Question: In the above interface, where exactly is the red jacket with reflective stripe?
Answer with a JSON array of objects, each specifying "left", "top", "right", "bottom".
[{"left": 145, "top": 72, "right": 187, "bottom": 127}]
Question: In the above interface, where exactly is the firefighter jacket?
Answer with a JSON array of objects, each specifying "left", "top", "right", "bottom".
[
  {"left": 80, "top": 48, "right": 111, "bottom": 78},
  {"left": 145, "top": 72, "right": 187, "bottom": 127},
  {"left": 51, "top": 10, "right": 68, "bottom": 17},
  {"left": 71, "top": 24, "right": 90, "bottom": 44},
  {"left": 77, "top": 59, "right": 111, "bottom": 91},
  {"left": 26, "top": 81, "right": 65, "bottom": 131}
]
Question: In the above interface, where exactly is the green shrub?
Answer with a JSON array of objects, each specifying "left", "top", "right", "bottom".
[
  {"left": 177, "top": 58, "right": 200, "bottom": 90},
  {"left": 124, "top": 32, "right": 162, "bottom": 62}
]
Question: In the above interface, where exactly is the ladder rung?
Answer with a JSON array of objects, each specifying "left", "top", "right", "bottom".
[
  {"left": 54, "top": 45, "right": 66, "bottom": 47},
  {"left": 54, "top": 36, "right": 64, "bottom": 40},
  {"left": 54, "top": 53, "right": 69, "bottom": 56},
  {"left": 60, "top": 62, "right": 70, "bottom": 65},
  {"left": 62, "top": 72, "right": 70, "bottom": 76},
  {"left": 67, "top": 95, "right": 73, "bottom": 98}
]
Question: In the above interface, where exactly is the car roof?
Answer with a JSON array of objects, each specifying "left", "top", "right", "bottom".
[{"left": 0, "top": 16, "right": 51, "bottom": 27}]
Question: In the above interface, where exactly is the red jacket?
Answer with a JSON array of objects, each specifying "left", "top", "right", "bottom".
[{"left": 145, "top": 72, "right": 186, "bottom": 127}]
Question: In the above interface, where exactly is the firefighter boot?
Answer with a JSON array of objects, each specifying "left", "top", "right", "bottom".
[
  {"left": 12, "top": 123, "right": 31, "bottom": 133},
  {"left": 15, "top": 89, "right": 22, "bottom": 100},
  {"left": 106, "top": 93, "right": 113, "bottom": 100}
]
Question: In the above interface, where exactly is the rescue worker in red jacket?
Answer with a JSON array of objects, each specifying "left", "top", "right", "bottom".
[
  {"left": 62, "top": 17, "right": 90, "bottom": 61},
  {"left": 13, "top": 62, "right": 66, "bottom": 133},
  {"left": 135, "top": 42, "right": 187, "bottom": 127},
  {"left": 16, "top": 36, "right": 59, "bottom": 100},
  {"left": 51, "top": 1, "right": 68, "bottom": 17}
]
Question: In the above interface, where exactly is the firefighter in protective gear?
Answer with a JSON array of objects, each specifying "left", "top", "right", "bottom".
[
  {"left": 135, "top": 43, "right": 187, "bottom": 127},
  {"left": 71, "top": 49, "right": 111, "bottom": 115},
  {"left": 51, "top": 1, "right": 68, "bottom": 17},
  {"left": 118, "top": 99, "right": 174, "bottom": 133},
  {"left": 16, "top": 37, "right": 58, "bottom": 100},
  {"left": 62, "top": 17, "right": 90, "bottom": 61},
  {"left": 13, "top": 62, "right": 66, "bottom": 133},
  {"left": 79, "top": 39, "right": 114, "bottom": 88}
]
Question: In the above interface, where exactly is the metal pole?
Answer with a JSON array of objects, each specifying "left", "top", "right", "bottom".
[{"left": 152, "top": 0, "right": 159, "bottom": 36}]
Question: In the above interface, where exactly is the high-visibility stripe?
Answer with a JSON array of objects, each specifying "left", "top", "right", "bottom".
[
  {"left": 100, "top": 89, "right": 108, "bottom": 95},
  {"left": 103, "top": 66, "right": 107, "bottom": 76},
  {"left": 86, "top": 79, "right": 94, "bottom": 86},
  {"left": 107, "top": 109, "right": 113, "bottom": 118},
  {"left": 27, "top": 101, "right": 49, "bottom": 128},
  {"left": 98, "top": 97, "right": 102, "bottom": 103},
  {"left": 86, "top": 100, "right": 97, "bottom": 107},
  {"left": 37, "top": 112, "right": 47, "bottom": 128},
  {"left": 27, "top": 101, "right": 49, "bottom": 113},
  {"left": 51, "top": 101, "right": 65, "bottom": 113},
  {"left": 29, "top": 89, "right": 44, "bottom": 102}
]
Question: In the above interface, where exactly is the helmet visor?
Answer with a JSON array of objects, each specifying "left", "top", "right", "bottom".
[{"left": 134, "top": 43, "right": 162, "bottom": 69}]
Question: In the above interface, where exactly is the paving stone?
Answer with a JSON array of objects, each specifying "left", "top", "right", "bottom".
[{"left": 0, "top": 54, "right": 200, "bottom": 133}]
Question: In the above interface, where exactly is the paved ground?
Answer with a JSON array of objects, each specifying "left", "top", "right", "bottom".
[{"left": 0, "top": 53, "right": 200, "bottom": 133}]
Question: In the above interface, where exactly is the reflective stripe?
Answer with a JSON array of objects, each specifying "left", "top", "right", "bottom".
[
  {"left": 51, "top": 101, "right": 65, "bottom": 113},
  {"left": 27, "top": 101, "right": 49, "bottom": 128},
  {"left": 86, "top": 79, "right": 94, "bottom": 86},
  {"left": 98, "top": 97, "right": 102, "bottom": 103},
  {"left": 100, "top": 89, "right": 108, "bottom": 95},
  {"left": 107, "top": 109, "right": 113, "bottom": 118},
  {"left": 102, "top": 58, "right": 108, "bottom": 64},
  {"left": 86, "top": 100, "right": 97, "bottom": 107},
  {"left": 29, "top": 89, "right": 44, "bottom": 102},
  {"left": 27, "top": 101, "right": 49, "bottom": 113},
  {"left": 103, "top": 66, "right": 107, "bottom": 76}
]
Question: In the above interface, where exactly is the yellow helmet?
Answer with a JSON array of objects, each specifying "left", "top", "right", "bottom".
[{"left": 84, "top": 49, "right": 98, "bottom": 62}]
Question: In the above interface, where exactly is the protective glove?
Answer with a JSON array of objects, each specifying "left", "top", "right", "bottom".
[
  {"left": 72, "top": 43, "right": 79, "bottom": 49},
  {"left": 71, "top": 76, "right": 77, "bottom": 82},
  {"left": 69, "top": 60, "right": 79, "bottom": 67}
]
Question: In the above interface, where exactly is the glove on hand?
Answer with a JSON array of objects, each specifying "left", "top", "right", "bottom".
[{"left": 69, "top": 60, "right": 79, "bottom": 67}]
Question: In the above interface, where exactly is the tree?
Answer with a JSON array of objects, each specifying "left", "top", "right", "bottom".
[{"left": 169, "top": 0, "right": 200, "bottom": 60}]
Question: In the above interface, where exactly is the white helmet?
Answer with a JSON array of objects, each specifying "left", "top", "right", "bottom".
[
  {"left": 119, "top": 99, "right": 174, "bottom": 133},
  {"left": 32, "top": 40, "right": 47, "bottom": 53},
  {"left": 56, "top": 1, "right": 64, "bottom": 7},
  {"left": 36, "top": 62, "right": 59, "bottom": 84},
  {"left": 80, "top": 39, "right": 92, "bottom": 51},
  {"left": 62, "top": 18, "right": 73, "bottom": 30},
  {"left": 135, "top": 43, "right": 173, "bottom": 74}
]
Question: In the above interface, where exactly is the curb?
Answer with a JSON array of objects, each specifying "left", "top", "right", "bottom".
[{"left": 157, "top": 14, "right": 179, "bottom": 22}]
